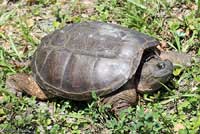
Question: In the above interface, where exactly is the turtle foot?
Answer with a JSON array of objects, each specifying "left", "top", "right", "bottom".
[{"left": 103, "top": 89, "right": 137, "bottom": 116}]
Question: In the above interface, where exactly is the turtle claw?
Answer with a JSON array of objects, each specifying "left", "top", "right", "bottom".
[
  {"left": 111, "top": 100, "right": 131, "bottom": 117},
  {"left": 102, "top": 89, "right": 137, "bottom": 117}
]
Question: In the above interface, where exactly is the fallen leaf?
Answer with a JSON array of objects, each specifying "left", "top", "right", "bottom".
[
  {"left": 80, "top": 0, "right": 96, "bottom": 14},
  {"left": 0, "top": 96, "right": 4, "bottom": 102},
  {"left": 0, "top": 116, "right": 6, "bottom": 123},
  {"left": 10, "top": 60, "right": 31, "bottom": 68},
  {"left": 174, "top": 123, "right": 185, "bottom": 134}
]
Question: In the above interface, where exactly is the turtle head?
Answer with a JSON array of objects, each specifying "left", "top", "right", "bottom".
[{"left": 136, "top": 58, "right": 173, "bottom": 93}]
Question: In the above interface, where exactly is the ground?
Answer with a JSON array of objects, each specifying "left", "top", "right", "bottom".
[{"left": 0, "top": 0, "right": 200, "bottom": 133}]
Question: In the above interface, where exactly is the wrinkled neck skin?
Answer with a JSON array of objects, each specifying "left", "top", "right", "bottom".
[
  {"left": 134, "top": 52, "right": 173, "bottom": 93},
  {"left": 159, "top": 51, "right": 195, "bottom": 67}
]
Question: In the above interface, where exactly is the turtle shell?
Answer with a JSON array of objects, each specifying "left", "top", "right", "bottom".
[{"left": 31, "top": 22, "right": 159, "bottom": 100}]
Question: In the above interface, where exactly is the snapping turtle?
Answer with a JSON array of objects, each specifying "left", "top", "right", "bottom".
[{"left": 6, "top": 22, "right": 194, "bottom": 112}]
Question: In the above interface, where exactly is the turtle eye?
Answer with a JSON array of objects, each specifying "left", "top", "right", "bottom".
[{"left": 157, "top": 62, "right": 165, "bottom": 69}]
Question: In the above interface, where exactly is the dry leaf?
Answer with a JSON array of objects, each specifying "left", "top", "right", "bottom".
[{"left": 174, "top": 123, "right": 185, "bottom": 134}]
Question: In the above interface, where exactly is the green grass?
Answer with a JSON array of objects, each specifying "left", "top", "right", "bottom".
[{"left": 0, "top": 0, "right": 200, "bottom": 133}]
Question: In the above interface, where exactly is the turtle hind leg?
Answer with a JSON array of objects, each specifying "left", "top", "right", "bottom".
[
  {"left": 6, "top": 73, "right": 48, "bottom": 100},
  {"left": 102, "top": 89, "right": 137, "bottom": 116}
]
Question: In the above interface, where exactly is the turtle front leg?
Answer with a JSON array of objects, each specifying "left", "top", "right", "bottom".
[
  {"left": 6, "top": 74, "right": 48, "bottom": 100},
  {"left": 159, "top": 51, "right": 199, "bottom": 67},
  {"left": 102, "top": 89, "right": 137, "bottom": 115}
]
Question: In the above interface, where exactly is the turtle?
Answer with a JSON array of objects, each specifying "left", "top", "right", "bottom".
[{"left": 6, "top": 21, "right": 194, "bottom": 113}]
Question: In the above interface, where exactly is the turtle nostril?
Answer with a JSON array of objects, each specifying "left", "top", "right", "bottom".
[{"left": 157, "top": 62, "right": 165, "bottom": 69}]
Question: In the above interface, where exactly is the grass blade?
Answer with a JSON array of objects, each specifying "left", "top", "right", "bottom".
[{"left": 8, "top": 35, "right": 22, "bottom": 61}]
